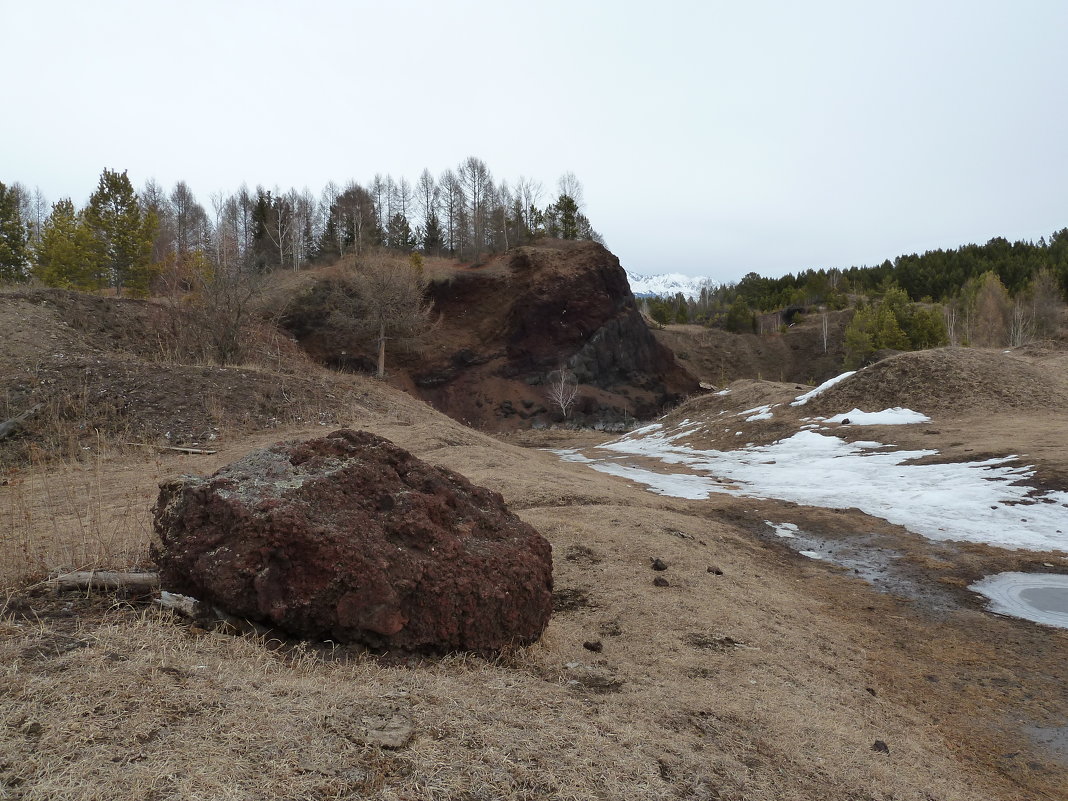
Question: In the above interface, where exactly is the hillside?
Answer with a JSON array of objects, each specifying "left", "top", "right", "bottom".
[
  {"left": 283, "top": 240, "right": 697, "bottom": 429},
  {"left": 2, "top": 280, "right": 1068, "bottom": 799},
  {"left": 651, "top": 309, "right": 854, "bottom": 387}
]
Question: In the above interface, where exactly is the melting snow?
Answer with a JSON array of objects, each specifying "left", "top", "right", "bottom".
[
  {"left": 766, "top": 521, "right": 799, "bottom": 538},
  {"left": 970, "top": 572, "right": 1068, "bottom": 629},
  {"left": 824, "top": 407, "right": 931, "bottom": 425},
  {"left": 739, "top": 404, "right": 776, "bottom": 422},
  {"left": 565, "top": 426, "right": 1068, "bottom": 552},
  {"left": 551, "top": 448, "right": 595, "bottom": 463},
  {"left": 791, "top": 371, "right": 857, "bottom": 406}
]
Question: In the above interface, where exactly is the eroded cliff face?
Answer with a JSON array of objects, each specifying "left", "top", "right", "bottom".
[{"left": 287, "top": 240, "right": 697, "bottom": 429}]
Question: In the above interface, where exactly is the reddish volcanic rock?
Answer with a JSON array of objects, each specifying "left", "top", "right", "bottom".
[
  {"left": 151, "top": 429, "right": 553, "bottom": 653},
  {"left": 283, "top": 240, "right": 697, "bottom": 429}
]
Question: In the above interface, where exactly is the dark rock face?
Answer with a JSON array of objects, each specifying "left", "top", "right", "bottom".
[
  {"left": 151, "top": 429, "right": 553, "bottom": 653},
  {"left": 283, "top": 240, "right": 697, "bottom": 429}
]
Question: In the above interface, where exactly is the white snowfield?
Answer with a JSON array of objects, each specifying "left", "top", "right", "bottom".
[
  {"left": 625, "top": 270, "right": 717, "bottom": 300},
  {"left": 561, "top": 425, "right": 1068, "bottom": 553}
]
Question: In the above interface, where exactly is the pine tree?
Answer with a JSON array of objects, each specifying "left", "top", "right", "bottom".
[
  {"left": 385, "top": 213, "right": 415, "bottom": 252},
  {"left": 0, "top": 182, "right": 29, "bottom": 282},
  {"left": 422, "top": 210, "right": 443, "bottom": 256},
  {"left": 84, "top": 169, "right": 156, "bottom": 295},
  {"left": 555, "top": 194, "right": 580, "bottom": 240},
  {"left": 33, "top": 199, "right": 103, "bottom": 289}
]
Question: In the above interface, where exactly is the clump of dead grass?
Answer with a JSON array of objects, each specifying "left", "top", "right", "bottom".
[{"left": 1, "top": 451, "right": 157, "bottom": 591}]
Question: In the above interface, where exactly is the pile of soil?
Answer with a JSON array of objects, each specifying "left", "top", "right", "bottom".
[
  {"left": 808, "top": 347, "right": 1068, "bottom": 415},
  {"left": 282, "top": 241, "right": 697, "bottom": 429},
  {"left": 0, "top": 290, "right": 397, "bottom": 465}
]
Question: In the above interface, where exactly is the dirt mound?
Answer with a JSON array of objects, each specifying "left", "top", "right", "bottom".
[
  {"left": 0, "top": 290, "right": 406, "bottom": 466},
  {"left": 808, "top": 347, "right": 1068, "bottom": 415}
]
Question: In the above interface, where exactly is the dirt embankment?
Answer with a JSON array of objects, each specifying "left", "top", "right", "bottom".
[
  {"left": 653, "top": 309, "right": 853, "bottom": 388},
  {"left": 0, "top": 289, "right": 407, "bottom": 466}
]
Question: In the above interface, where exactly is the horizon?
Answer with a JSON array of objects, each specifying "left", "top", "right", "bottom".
[{"left": 2, "top": 1, "right": 1066, "bottom": 283}]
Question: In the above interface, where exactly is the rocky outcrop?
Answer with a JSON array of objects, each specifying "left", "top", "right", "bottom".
[
  {"left": 284, "top": 240, "right": 697, "bottom": 428},
  {"left": 151, "top": 429, "right": 553, "bottom": 653}
]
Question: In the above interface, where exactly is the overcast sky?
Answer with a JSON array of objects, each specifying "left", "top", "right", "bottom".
[{"left": 2, "top": 0, "right": 1066, "bottom": 282}]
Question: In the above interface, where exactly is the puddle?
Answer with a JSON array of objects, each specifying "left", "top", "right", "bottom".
[
  {"left": 1027, "top": 725, "right": 1068, "bottom": 765},
  {"left": 762, "top": 523, "right": 959, "bottom": 612},
  {"left": 969, "top": 572, "right": 1068, "bottom": 629}
]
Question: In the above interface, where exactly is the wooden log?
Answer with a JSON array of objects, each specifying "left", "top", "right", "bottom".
[
  {"left": 0, "top": 404, "right": 42, "bottom": 441},
  {"left": 123, "top": 442, "right": 218, "bottom": 455},
  {"left": 51, "top": 571, "right": 160, "bottom": 593}
]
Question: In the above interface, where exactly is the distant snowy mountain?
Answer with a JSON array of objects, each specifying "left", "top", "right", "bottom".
[{"left": 625, "top": 271, "right": 718, "bottom": 300}]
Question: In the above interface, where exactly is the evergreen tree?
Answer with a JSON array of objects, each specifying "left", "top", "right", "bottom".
[
  {"left": 422, "top": 210, "right": 443, "bottom": 255},
  {"left": 843, "top": 309, "right": 876, "bottom": 368},
  {"left": 0, "top": 182, "right": 28, "bottom": 282},
  {"left": 33, "top": 199, "right": 102, "bottom": 290},
  {"left": 725, "top": 296, "right": 755, "bottom": 333},
  {"left": 385, "top": 212, "right": 415, "bottom": 251},
  {"left": 84, "top": 169, "right": 156, "bottom": 295},
  {"left": 555, "top": 194, "right": 580, "bottom": 239}
]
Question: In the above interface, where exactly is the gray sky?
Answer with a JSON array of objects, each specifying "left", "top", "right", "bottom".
[{"left": 2, "top": 0, "right": 1066, "bottom": 282}]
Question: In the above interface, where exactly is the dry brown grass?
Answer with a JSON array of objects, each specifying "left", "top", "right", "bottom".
[
  {"left": 1, "top": 451, "right": 157, "bottom": 589},
  {"left": 3, "top": 408, "right": 1038, "bottom": 800},
  {"left": 5, "top": 317, "right": 1068, "bottom": 798}
]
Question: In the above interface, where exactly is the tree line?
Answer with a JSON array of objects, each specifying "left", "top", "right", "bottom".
[
  {"left": 644, "top": 231, "right": 1068, "bottom": 352},
  {"left": 0, "top": 157, "right": 604, "bottom": 296}
]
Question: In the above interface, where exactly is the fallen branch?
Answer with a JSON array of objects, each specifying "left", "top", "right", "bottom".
[
  {"left": 51, "top": 570, "right": 160, "bottom": 593},
  {"left": 0, "top": 404, "right": 42, "bottom": 441},
  {"left": 124, "top": 442, "right": 218, "bottom": 455}
]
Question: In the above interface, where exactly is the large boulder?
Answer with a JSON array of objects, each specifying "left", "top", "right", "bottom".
[{"left": 151, "top": 429, "right": 553, "bottom": 653}]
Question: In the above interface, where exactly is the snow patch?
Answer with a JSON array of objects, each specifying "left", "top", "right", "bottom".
[
  {"left": 766, "top": 521, "right": 799, "bottom": 538},
  {"left": 565, "top": 426, "right": 1068, "bottom": 552},
  {"left": 791, "top": 371, "right": 857, "bottom": 406},
  {"left": 825, "top": 407, "right": 931, "bottom": 425},
  {"left": 739, "top": 404, "right": 776, "bottom": 422}
]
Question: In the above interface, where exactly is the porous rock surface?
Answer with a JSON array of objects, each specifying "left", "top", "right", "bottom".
[{"left": 152, "top": 429, "right": 553, "bottom": 652}]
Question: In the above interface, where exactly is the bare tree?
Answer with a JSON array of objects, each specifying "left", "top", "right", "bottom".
[
  {"left": 211, "top": 191, "right": 239, "bottom": 272},
  {"left": 171, "top": 181, "right": 211, "bottom": 257},
  {"left": 417, "top": 168, "right": 439, "bottom": 231},
  {"left": 458, "top": 156, "right": 492, "bottom": 259},
  {"left": 557, "top": 172, "right": 584, "bottom": 208},
  {"left": 546, "top": 367, "right": 579, "bottom": 418},
  {"left": 329, "top": 253, "right": 434, "bottom": 378},
  {"left": 821, "top": 311, "right": 830, "bottom": 353},
  {"left": 439, "top": 169, "right": 465, "bottom": 258},
  {"left": 370, "top": 174, "right": 388, "bottom": 234},
  {"left": 971, "top": 271, "right": 1011, "bottom": 348},
  {"left": 516, "top": 176, "right": 543, "bottom": 242}
]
